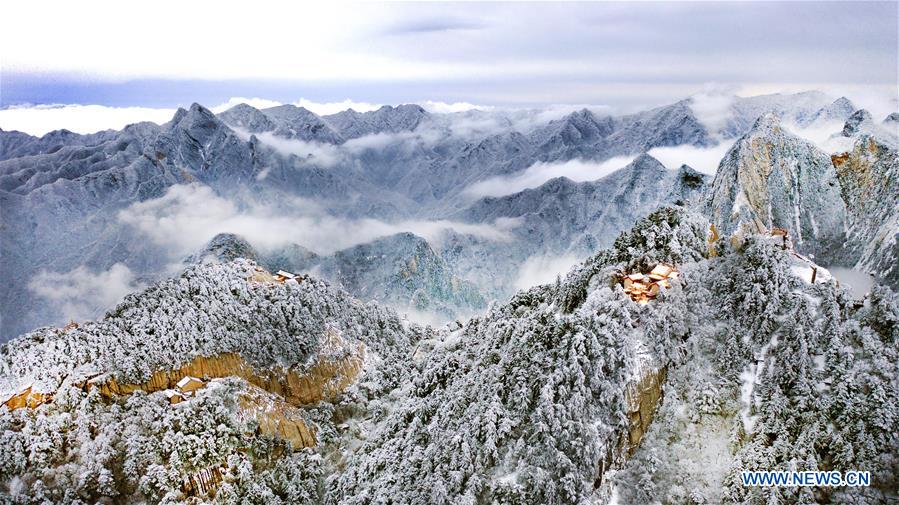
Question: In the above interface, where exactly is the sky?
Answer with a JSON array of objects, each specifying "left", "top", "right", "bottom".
[{"left": 1, "top": 1, "right": 897, "bottom": 135}]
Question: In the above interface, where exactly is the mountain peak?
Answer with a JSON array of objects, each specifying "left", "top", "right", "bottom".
[
  {"left": 630, "top": 152, "right": 665, "bottom": 170},
  {"left": 222, "top": 103, "right": 262, "bottom": 115},
  {"left": 832, "top": 96, "right": 854, "bottom": 108},
  {"left": 323, "top": 103, "right": 429, "bottom": 139},
  {"left": 842, "top": 109, "right": 874, "bottom": 137},
  {"left": 559, "top": 108, "right": 600, "bottom": 126},
  {"left": 186, "top": 233, "right": 260, "bottom": 265},
  {"left": 170, "top": 107, "right": 188, "bottom": 125},
  {"left": 218, "top": 103, "right": 276, "bottom": 132},
  {"left": 750, "top": 111, "right": 783, "bottom": 132},
  {"left": 262, "top": 104, "right": 320, "bottom": 119},
  {"left": 801, "top": 96, "right": 856, "bottom": 126},
  {"left": 707, "top": 111, "right": 846, "bottom": 259},
  {"left": 255, "top": 104, "right": 343, "bottom": 143},
  {"left": 172, "top": 103, "right": 217, "bottom": 125}
]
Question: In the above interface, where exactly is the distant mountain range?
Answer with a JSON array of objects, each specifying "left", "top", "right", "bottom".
[{"left": 1, "top": 90, "right": 896, "bottom": 338}]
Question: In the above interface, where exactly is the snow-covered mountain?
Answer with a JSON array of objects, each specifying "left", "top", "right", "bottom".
[
  {"left": 1, "top": 207, "right": 895, "bottom": 504},
  {"left": 705, "top": 113, "right": 847, "bottom": 263},
  {"left": 1, "top": 91, "right": 896, "bottom": 341},
  {"left": 716, "top": 90, "right": 837, "bottom": 137},
  {"left": 303, "top": 232, "right": 485, "bottom": 321},
  {"left": 800, "top": 96, "right": 856, "bottom": 127},
  {"left": 445, "top": 154, "right": 708, "bottom": 297},
  {"left": 832, "top": 110, "right": 899, "bottom": 286},
  {"left": 187, "top": 232, "right": 485, "bottom": 321},
  {"left": 324, "top": 104, "right": 430, "bottom": 139},
  {"left": 0, "top": 128, "right": 117, "bottom": 162}
]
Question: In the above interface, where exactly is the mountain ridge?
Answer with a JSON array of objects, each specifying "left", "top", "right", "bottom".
[{"left": 1, "top": 90, "right": 895, "bottom": 339}]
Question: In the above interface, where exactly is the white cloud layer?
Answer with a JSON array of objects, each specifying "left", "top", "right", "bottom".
[
  {"left": 781, "top": 120, "right": 854, "bottom": 154},
  {"left": 236, "top": 130, "right": 346, "bottom": 168},
  {"left": 689, "top": 86, "right": 738, "bottom": 134},
  {"left": 0, "top": 104, "right": 177, "bottom": 136},
  {"left": 28, "top": 263, "right": 145, "bottom": 323},
  {"left": 646, "top": 141, "right": 735, "bottom": 176},
  {"left": 294, "top": 98, "right": 382, "bottom": 115},
  {"left": 210, "top": 97, "right": 284, "bottom": 113},
  {"left": 514, "top": 254, "right": 581, "bottom": 291},
  {"left": 421, "top": 101, "right": 493, "bottom": 114},
  {"left": 117, "top": 184, "right": 514, "bottom": 257},
  {"left": 234, "top": 127, "right": 444, "bottom": 168},
  {"left": 463, "top": 155, "right": 636, "bottom": 199}
]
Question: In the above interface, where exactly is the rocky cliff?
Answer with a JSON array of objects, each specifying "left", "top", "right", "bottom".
[
  {"left": 706, "top": 113, "right": 847, "bottom": 262},
  {"left": 831, "top": 110, "right": 899, "bottom": 286}
]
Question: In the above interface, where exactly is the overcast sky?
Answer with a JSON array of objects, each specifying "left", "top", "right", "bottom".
[{"left": 1, "top": 1, "right": 896, "bottom": 133}]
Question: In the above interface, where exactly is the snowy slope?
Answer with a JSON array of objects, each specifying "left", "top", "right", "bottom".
[
  {"left": 1, "top": 208, "right": 895, "bottom": 504},
  {"left": 186, "top": 232, "right": 485, "bottom": 322},
  {"left": 444, "top": 154, "right": 708, "bottom": 298}
]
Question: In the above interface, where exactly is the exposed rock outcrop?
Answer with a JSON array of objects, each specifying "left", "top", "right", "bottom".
[
  {"left": 595, "top": 365, "right": 667, "bottom": 486},
  {"left": 90, "top": 345, "right": 364, "bottom": 407},
  {"left": 623, "top": 366, "right": 667, "bottom": 455},
  {"left": 706, "top": 113, "right": 847, "bottom": 262},
  {"left": 2, "top": 385, "right": 52, "bottom": 410},
  {"left": 237, "top": 382, "right": 318, "bottom": 448},
  {"left": 832, "top": 112, "right": 899, "bottom": 286}
]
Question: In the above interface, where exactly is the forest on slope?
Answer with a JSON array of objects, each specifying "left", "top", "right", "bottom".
[{"left": 1, "top": 207, "right": 895, "bottom": 504}]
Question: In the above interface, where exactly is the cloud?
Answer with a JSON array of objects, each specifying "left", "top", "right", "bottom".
[
  {"left": 212, "top": 97, "right": 383, "bottom": 116},
  {"left": 463, "top": 155, "right": 636, "bottom": 199},
  {"left": 28, "top": 263, "right": 145, "bottom": 323},
  {"left": 689, "top": 86, "right": 738, "bottom": 134},
  {"left": 238, "top": 126, "right": 444, "bottom": 166},
  {"left": 421, "top": 101, "right": 493, "bottom": 113},
  {"left": 343, "top": 131, "right": 417, "bottom": 152},
  {"left": 345, "top": 128, "right": 447, "bottom": 154},
  {"left": 0, "top": 103, "right": 176, "bottom": 136},
  {"left": 647, "top": 141, "right": 735, "bottom": 176},
  {"left": 294, "top": 98, "right": 382, "bottom": 115},
  {"left": 211, "top": 97, "right": 284, "bottom": 113},
  {"left": 117, "top": 184, "right": 514, "bottom": 257},
  {"left": 435, "top": 112, "right": 510, "bottom": 138},
  {"left": 245, "top": 131, "right": 346, "bottom": 168},
  {"left": 827, "top": 267, "right": 876, "bottom": 300},
  {"left": 781, "top": 119, "right": 854, "bottom": 154},
  {"left": 514, "top": 254, "right": 581, "bottom": 290},
  {"left": 383, "top": 17, "right": 483, "bottom": 36},
  {"left": 255, "top": 167, "right": 271, "bottom": 180},
  {"left": 4, "top": 3, "right": 896, "bottom": 112}
]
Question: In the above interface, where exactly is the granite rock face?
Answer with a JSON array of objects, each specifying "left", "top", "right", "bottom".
[
  {"left": 706, "top": 113, "right": 847, "bottom": 262},
  {"left": 832, "top": 111, "right": 899, "bottom": 286}
]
